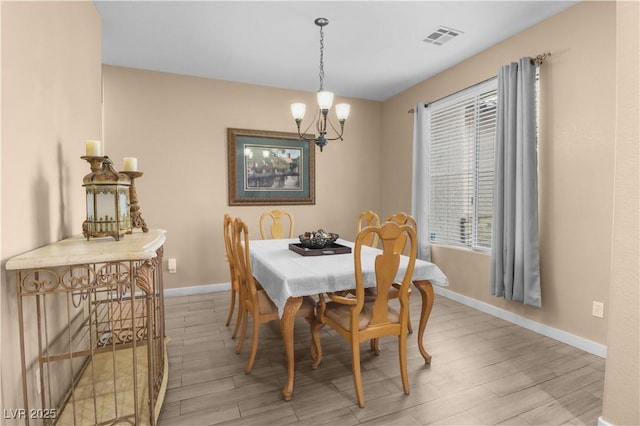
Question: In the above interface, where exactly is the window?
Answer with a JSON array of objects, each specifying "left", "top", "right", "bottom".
[{"left": 428, "top": 78, "right": 497, "bottom": 250}]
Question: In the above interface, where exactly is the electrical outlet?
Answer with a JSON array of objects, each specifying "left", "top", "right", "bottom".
[
  {"left": 168, "top": 258, "right": 177, "bottom": 274},
  {"left": 592, "top": 301, "right": 605, "bottom": 318}
]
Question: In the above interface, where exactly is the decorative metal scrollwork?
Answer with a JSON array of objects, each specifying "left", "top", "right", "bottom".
[
  {"left": 62, "top": 265, "right": 94, "bottom": 290},
  {"left": 21, "top": 269, "right": 60, "bottom": 293},
  {"left": 114, "top": 329, "right": 134, "bottom": 344},
  {"left": 136, "top": 327, "right": 148, "bottom": 341},
  {"left": 135, "top": 261, "right": 155, "bottom": 295},
  {"left": 96, "top": 262, "right": 131, "bottom": 287}
]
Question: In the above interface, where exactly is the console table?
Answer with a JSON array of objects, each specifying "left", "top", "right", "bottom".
[{"left": 6, "top": 229, "right": 168, "bottom": 425}]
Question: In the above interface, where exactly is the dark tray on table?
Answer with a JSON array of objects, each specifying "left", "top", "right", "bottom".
[{"left": 288, "top": 242, "right": 352, "bottom": 256}]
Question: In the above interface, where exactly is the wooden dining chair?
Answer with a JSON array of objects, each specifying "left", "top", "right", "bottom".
[
  {"left": 259, "top": 209, "right": 294, "bottom": 239},
  {"left": 386, "top": 212, "right": 417, "bottom": 254},
  {"left": 233, "top": 217, "right": 316, "bottom": 374},
  {"left": 382, "top": 212, "right": 418, "bottom": 338},
  {"left": 223, "top": 214, "right": 242, "bottom": 338},
  {"left": 357, "top": 210, "right": 380, "bottom": 247},
  {"left": 310, "top": 221, "right": 417, "bottom": 408},
  {"left": 358, "top": 211, "right": 416, "bottom": 345}
]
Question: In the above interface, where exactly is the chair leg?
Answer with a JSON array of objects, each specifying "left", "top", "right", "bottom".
[
  {"left": 351, "top": 339, "right": 365, "bottom": 408},
  {"left": 225, "top": 287, "right": 236, "bottom": 326},
  {"left": 398, "top": 333, "right": 410, "bottom": 395},
  {"left": 407, "top": 305, "right": 413, "bottom": 334},
  {"left": 310, "top": 321, "right": 324, "bottom": 369},
  {"left": 370, "top": 338, "right": 380, "bottom": 355},
  {"left": 235, "top": 308, "right": 248, "bottom": 354},
  {"left": 245, "top": 316, "right": 260, "bottom": 374},
  {"left": 231, "top": 299, "right": 244, "bottom": 339}
]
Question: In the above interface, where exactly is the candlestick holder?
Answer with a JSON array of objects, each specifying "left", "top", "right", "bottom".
[
  {"left": 120, "top": 170, "right": 149, "bottom": 233},
  {"left": 81, "top": 155, "right": 108, "bottom": 173}
]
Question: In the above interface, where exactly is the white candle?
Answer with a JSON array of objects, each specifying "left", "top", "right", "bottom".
[
  {"left": 85, "top": 140, "right": 102, "bottom": 156},
  {"left": 123, "top": 157, "right": 138, "bottom": 171}
]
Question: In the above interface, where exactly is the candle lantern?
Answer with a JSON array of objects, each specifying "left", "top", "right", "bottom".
[{"left": 82, "top": 157, "right": 132, "bottom": 240}]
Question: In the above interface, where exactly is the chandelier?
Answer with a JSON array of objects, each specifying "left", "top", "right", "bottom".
[{"left": 291, "top": 17, "right": 350, "bottom": 152}]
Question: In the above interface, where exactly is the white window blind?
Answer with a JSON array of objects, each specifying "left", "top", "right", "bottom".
[{"left": 428, "top": 78, "right": 497, "bottom": 250}]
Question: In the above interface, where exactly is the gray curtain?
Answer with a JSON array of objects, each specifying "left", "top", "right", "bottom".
[
  {"left": 491, "top": 57, "right": 541, "bottom": 307},
  {"left": 411, "top": 103, "right": 431, "bottom": 262}
]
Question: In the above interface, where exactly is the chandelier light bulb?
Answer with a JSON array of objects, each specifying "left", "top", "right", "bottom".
[
  {"left": 317, "top": 91, "right": 334, "bottom": 110},
  {"left": 335, "top": 103, "right": 351, "bottom": 121},
  {"left": 291, "top": 103, "right": 306, "bottom": 120}
]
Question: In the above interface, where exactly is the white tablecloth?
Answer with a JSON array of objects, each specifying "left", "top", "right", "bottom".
[{"left": 249, "top": 238, "right": 448, "bottom": 317}]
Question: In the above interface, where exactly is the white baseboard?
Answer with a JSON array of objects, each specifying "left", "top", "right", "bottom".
[
  {"left": 164, "top": 283, "right": 230, "bottom": 297},
  {"left": 433, "top": 286, "right": 607, "bottom": 358},
  {"left": 598, "top": 416, "right": 614, "bottom": 426}
]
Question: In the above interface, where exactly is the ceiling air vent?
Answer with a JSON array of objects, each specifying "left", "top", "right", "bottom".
[{"left": 423, "top": 26, "right": 463, "bottom": 46}]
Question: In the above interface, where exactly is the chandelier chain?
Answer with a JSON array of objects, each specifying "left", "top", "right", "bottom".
[{"left": 318, "top": 25, "right": 325, "bottom": 91}]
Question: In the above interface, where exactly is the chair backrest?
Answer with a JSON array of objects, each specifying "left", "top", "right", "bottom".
[
  {"left": 259, "top": 210, "right": 294, "bottom": 239},
  {"left": 223, "top": 214, "right": 238, "bottom": 291},
  {"left": 354, "top": 222, "right": 417, "bottom": 327},
  {"left": 385, "top": 212, "right": 417, "bottom": 254},
  {"left": 233, "top": 217, "right": 260, "bottom": 308},
  {"left": 356, "top": 210, "right": 380, "bottom": 247}
]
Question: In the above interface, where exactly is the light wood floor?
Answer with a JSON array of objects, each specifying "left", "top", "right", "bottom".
[{"left": 159, "top": 291, "right": 604, "bottom": 426}]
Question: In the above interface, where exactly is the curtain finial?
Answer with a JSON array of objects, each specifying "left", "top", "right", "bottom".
[{"left": 531, "top": 52, "right": 551, "bottom": 66}]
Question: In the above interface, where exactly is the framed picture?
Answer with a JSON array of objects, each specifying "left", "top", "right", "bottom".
[{"left": 227, "top": 128, "right": 315, "bottom": 205}]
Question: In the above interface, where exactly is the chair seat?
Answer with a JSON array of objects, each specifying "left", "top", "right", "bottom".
[
  {"left": 388, "top": 284, "right": 411, "bottom": 299},
  {"left": 325, "top": 301, "right": 399, "bottom": 331},
  {"left": 366, "top": 285, "right": 410, "bottom": 300},
  {"left": 258, "top": 290, "right": 315, "bottom": 317}
]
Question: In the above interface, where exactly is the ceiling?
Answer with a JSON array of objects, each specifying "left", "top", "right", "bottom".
[{"left": 94, "top": 1, "right": 578, "bottom": 101}]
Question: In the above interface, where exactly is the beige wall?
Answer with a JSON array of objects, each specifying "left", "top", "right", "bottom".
[
  {"left": 1, "top": 0, "right": 103, "bottom": 418},
  {"left": 602, "top": 2, "right": 640, "bottom": 424},
  {"left": 102, "top": 66, "right": 382, "bottom": 289},
  {"left": 382, "top": 2, "right": 615, "bottom": 346}
]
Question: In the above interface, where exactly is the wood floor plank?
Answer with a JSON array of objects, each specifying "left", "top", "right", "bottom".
[
  {"left": 431, "top": 410, "right": 486, "bottom": 425},
  {"left": 466, "top": 386, "right": 555, "bottom": 425},
  {"left": 157, "top": 291, "right": 604, "bottom": 426},
  {"left": 358, "top": 409, "right": 423, "bottom": 425},
  {"left": 218, "top": 404, "right": 299, "bottom": 425},
  {"left": 163, "top": 377, "right": 236, "bottom": 404},
  {"left": 172, "top": 402, "right": 239, "bottom": 426},
  {"left": 484, "top": 366, "right": 559, "bottom": 397},
  {"left": 351, "top": 382, "right": 443, "bottom": 422},
  {"left": 178, "top": 381, "right": 280, "bottom": 416},
  {"left": 295, "top": 406, "right": 362, "bottom": 426},
  {"left": 518, "top": 389, "right": 602, "bottom": 425},
  {"left": 406, "top": 384, "right": 500, "bottom": 424},
  {"left": 536, "top": 366, "right": 605, "bottom": 399}
]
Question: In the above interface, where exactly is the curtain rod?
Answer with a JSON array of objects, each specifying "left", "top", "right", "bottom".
[
  {"left": 407, "top": 75, "right": 495, "bottom": 114},
  {"left": 531, "top": 51, "right": 551, "bottom": 66},
  {"left": 408, "top": 52, "right": 550, "bottom": 113}
]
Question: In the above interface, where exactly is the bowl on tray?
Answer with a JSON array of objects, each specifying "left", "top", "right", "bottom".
[{"left": 298, "top": 229, "right": 339, "bottom": 249}]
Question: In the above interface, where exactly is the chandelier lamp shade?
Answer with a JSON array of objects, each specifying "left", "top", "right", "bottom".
[{"left": 291, "top": 17, "right": 350, "bottom": 152}]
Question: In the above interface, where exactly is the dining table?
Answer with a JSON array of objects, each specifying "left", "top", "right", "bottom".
[{"left": 248, "top": 237, "right": 448, "bottom": 401}]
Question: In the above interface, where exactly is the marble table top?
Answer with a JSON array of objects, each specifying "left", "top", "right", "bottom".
[{"left": 6, "top": 229, "right": 166, "bottom": 270}]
